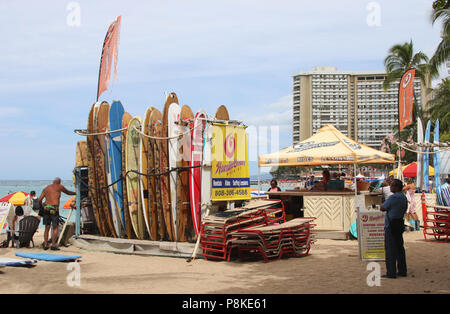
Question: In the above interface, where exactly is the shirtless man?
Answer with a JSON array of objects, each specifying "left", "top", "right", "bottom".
[{"left": 38, "top": 178, "right": 76, "bottom": 250}]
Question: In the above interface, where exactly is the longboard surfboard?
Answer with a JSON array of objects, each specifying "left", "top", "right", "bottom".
[
  {"left": 417, "top": 118, "right": 424, "bottom": 191},
  {"left": 140, "top": 107, "right": 155, "bottom": 238},
  {"left": 434, "top": 120, "right": 441, "bottom": 204},
  {"left": 126, "top": 116, "right": 146, "bottom": 240},
  {"left": 107, "top": 100, "right": 126, "bottom": 237},
  {"left": 161, "top": 93, "right": 179, "bottom": 241},
  {"left": 215, "top": 105, "right": 230, "bottom": 121},
  {"left": 211, "top": 105, "right": 230, "bottom": 211},
  {"left": 168, "top": 102, "right": 181, "bottom": 241},
  {"left": 424, "top": 120, "right": 431, "bottom": 192},
  {"left": 94, "top": 101, "right": 117, "bottom": 238},
  {"left": 121, "top": 112, "right": 135, "bottom": 239},
  {"left": 0, "top": 257, "right": 37, "bottom": 266},
  {"left": 16, "top": 252, "right": 81, "bottom": 262},
  {"left": 149, "top": 109, "right": 164, "bottom": 240},
  {"left": 177, "top": 105, "right": 194, "bottom": 242},
  {"left": 189, "top": 110, "right": 207, "bottom": 237},
  {"left": 87, "top": 102, "right": 106, "bottom": 236}
]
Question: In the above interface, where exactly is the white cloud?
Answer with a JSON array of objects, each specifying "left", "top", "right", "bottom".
[{"left": 237, "top": 95, "right": 292, "bottom": 132}]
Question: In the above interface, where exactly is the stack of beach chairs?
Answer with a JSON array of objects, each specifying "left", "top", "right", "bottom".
[
  {"left": 228, "top": 218, "right": 315, "bottom": 262},
  {"left": 422, "top": 193, "right": 450, "bottom": 243},
  {"left": 200, "top": 199, "right": 316, "bottom": 262}
]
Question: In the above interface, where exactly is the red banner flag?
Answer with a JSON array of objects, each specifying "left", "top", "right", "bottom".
[
  {"left": 398, "top": 68, "right": 415, "bottom": 131},
  {"left": 97, "top": 16, "right": 122, "bottom": 101}
]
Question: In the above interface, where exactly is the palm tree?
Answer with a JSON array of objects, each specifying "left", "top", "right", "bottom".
[
  {"left": 383, "top": 40, "right": 431, "bottom": 164},
  {"left": 426, "top": 78, "right": 450, "bottom": 142},
  {"left": 383, "top": 40, "right": 430, "bottom": 91},
  {"left": 430, "top": 0, "right": 450, "bottom": 76}
]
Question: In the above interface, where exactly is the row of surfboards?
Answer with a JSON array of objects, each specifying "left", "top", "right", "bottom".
[
  {"left": 417, "top": 119, "right": 441, "bottom": 198},
  {"left": 86, "top": 92, "right": 230, "bottom": 242}
]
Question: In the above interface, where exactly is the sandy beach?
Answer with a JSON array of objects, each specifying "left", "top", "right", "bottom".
[{"left": 0, "top": 231, "right": 448, "bottom": 294}]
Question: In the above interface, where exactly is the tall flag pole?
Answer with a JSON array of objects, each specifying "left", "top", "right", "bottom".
[{"left": 97, "top": 16, "right": 122, "bottom": 101}]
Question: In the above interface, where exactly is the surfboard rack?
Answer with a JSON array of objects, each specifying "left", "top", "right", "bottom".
[{"left": 70, "top": 235, "right": 203, "bottom": 258}]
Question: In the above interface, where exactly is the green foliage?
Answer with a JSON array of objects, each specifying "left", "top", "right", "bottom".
[
  {"left": 426, "top": 78, "right": 450, "bottom": 141},
  {"left": 383, "top": 40, "right": 430, "bottom": 91},
  {"left": 269, "top": 166, "right": 302, "bottom": 179},
  {"left": 430, "top": 1, "right": 450, "bottom": 76}
]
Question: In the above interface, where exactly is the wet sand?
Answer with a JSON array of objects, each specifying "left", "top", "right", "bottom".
[{"left": 0, "top": 231, "right": 449, "bottom": 294}]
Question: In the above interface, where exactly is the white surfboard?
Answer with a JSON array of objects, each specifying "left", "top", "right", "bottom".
[
  {"left": 140, "top": 107, "right": 153, "bottom": 237},
  {"left": 416, "top": 118, "right": 424, "bottom": 191},
  {"left": 201, "top": 120, "right": 213, "bottom": 220},
  {"left": 168, "top": 102, "right": 181, "bottom": 241}
]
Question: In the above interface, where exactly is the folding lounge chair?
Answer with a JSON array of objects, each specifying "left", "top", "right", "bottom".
[{"left": 14, "top": 216, "right": 40, "bottom": 248}]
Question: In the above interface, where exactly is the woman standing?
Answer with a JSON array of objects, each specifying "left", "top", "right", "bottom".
[
  {"left": 403, "top": 178, "right": 419, "bottom": 231},
  {"left": 268, "top": 179, "right": 282, "bottom": 192}
]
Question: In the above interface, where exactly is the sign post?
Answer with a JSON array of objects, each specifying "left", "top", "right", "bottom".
[{"left": 357, "top": 206, "right": 386, "bottom": 261}]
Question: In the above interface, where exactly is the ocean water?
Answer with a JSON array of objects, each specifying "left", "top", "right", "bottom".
[
  {"left": 1, "top": 180, "right": 274, "bottom": 232},
  {"left": 0, "top": 180, "right": 76, "bottom": 229}
]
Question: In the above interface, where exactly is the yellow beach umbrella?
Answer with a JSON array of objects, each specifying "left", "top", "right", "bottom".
[{"left": 7, "top": 192, "right": 28, "bottom": 206}]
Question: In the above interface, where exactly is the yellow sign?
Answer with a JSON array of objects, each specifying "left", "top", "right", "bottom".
[{"left": 211, "top": 124, "right": 251, "bottom": 201}]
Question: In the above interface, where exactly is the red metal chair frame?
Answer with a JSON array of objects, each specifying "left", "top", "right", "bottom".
[{"left": 421, "top": 192, "right": 450, "bottom": 243}]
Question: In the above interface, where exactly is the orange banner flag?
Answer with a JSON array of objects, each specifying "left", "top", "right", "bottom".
[
  {"left": 97, "top": 16, "right": 122, "bottom": 101},
  {"left": 398, "top": 68, "right": 416, "bottom": 131}
]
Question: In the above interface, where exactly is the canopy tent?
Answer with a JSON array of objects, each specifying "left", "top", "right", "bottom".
[
  {"left": 389, "top": 162, "right": 434, "bottom": 178},
  {"left": 258, "top": 125, "right": 395, "bottom": 167}
]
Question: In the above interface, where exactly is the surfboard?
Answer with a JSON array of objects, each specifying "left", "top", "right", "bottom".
[
  {"left": 149, "top": 109, "right": 164, "bottom": 240},
  {"left": 210, "top": 105, "right": 230, "bottom": 211},
  {"left": 161, "top": 93, "right": 179, "bottom": 241},
  {"left": 416, "top": 118, "right": 424, "bottom": 191},
  {"left": 423, "top": 120, "right": 431, "bottom": 192},
  {"left": 177, "top": 105, "right": 194, "bottom": 242},
  {"left": 168, "top": 102, "right": 181, "bottom": 241},
  {"left": 215, "top": 105, "right": 230, "bottom": 121},
  {"left": 87, "top": 103, "right": 106, "bottom": 236},
  {"left": 201, "top": 121, "right": 213, "bottom": 226},
  {"left": 126, "top": 116, "right": 146, "bottom": 240},
  {"left": 189, "top": 110, "right": 207, "bottom": 237},
  {"left": 0, "top": 202, "right": 13, "bottom": 235},
  {"left": 140, "top": 107, "right": 154, "bottom": 238},
  {"left": 107, "top": 100, "right": 126, "bottom": 237},
  {"left": 94, "top": 101, "right": 117, "bottom": 238},
  {"left": 121, "top": 112, "right": 135, "bottom": 239},
  {"left": 16, "top": 252, "right": 81, "bottom": 262},
  {"left": 0, "top": 257, "right": 37, "bottom": 266},
  {"left": 200, "top": 106, "right": 230, "bottom": 225},
  {"left": 434, "top": 120, "right": 442, "bottom": 204}
]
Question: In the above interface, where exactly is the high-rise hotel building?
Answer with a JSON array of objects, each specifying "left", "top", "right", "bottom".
[{"left": 292, "top": 66, "right": 428, "bottom": 149}]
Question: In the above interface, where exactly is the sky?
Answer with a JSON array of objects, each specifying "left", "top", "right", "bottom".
[{"left": 0, "top": 0, "right": 446, "bottom": 180}]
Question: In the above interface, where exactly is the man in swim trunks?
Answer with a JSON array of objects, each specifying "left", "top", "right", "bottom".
[{"left": 38, "top": 178, "right": 76, "bottom": 250}]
